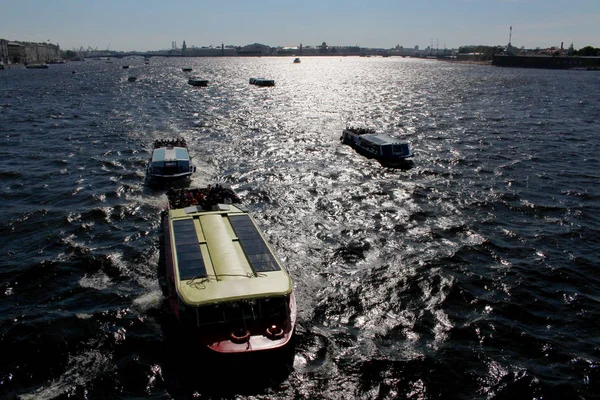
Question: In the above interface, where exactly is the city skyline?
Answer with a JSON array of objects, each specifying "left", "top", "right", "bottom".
[{"left": 2, "top": 0, "right": 599, "bottom": 52}]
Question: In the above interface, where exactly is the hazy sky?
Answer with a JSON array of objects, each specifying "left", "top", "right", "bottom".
[{"left": 2, "top": 0, "right": 599, "bottom": 51}]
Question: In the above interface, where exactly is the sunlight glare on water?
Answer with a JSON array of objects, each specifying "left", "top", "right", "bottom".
[{"left": 0, "top": 56, "right": 599, "bottom": 399}]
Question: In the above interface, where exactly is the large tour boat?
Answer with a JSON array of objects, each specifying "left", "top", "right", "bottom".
[
  {"left": 341, "top": 127, "right": 414, "bottom": 167},
  {"left": 146, "top": 138, "right": 196, "bottom": 182},
  {"left": 162, "top": 185, "right": 296, "bottom": 353}
]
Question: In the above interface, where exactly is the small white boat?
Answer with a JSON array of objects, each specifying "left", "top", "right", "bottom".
[{"left": 146, "top": 138, "right": 196, "bottom": 181}]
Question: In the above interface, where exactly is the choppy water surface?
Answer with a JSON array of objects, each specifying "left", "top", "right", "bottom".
[{"left": 1, "top": 57, "right": 599, "bottom": 399}]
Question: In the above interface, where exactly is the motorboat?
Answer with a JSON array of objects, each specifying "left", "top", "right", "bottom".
[
  {"left": 25, "top": 64, "right": 49, "bottom": 69},
  {"left": 188, "top": 77, "right": 209, "bottom": 87},
  {"left": 146, "top": 138, "right": 196, "bottom": 181},
  {"left": 249, "top": 78, "right": 275, "bottom": 87},
  {"left": 162, "top": 185, "right": 297, "bottom": 353},
  {"left": 293, "top": 58, "right": 301, "bottom": 63},
  {"left": 341, "top": 127, "right": 414, "bottom": 167}
]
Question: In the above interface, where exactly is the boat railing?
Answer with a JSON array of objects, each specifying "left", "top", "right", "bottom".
[
  {"left": 166, "top": 185, "right": 241, "bottom": 210},
  {"left": 153, "top": 138, "right": 187, "bottom": 148},
  {"left": 345, "top": 126, "right": 376, "bottom": 135}
]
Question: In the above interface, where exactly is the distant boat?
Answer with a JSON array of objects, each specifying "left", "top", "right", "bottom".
[
  {"left": 182, "top": 67, "right": 193, "bottom": 72},
  {"left": 128, "top": 76, "right": 137, "bottom": 82},
  {"left": 249, "top": 77, "right": 275, "bottom": 87},
  {"left": 341, "top": 127, "right": 413, "bottom": 167},
  {"left": 25, "top": 64, "right": 49, "bottom": 69},
  {"left": 293, "top": 58, "right": 301, "bottom": 63},
  {"left": 122, "top": 65, "right": 129, "bottom": 69},
  {"left": 188, "top": 76, "right": 209, "bottom": 87}
]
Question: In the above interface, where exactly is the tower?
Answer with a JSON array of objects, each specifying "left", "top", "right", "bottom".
[{"left": 507, "top": 26, "right": 514, "bottom": 55}]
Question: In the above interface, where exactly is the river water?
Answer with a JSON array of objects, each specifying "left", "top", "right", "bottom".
[{"left": 1, "top": 57, "right": 599, "bottom": 399}]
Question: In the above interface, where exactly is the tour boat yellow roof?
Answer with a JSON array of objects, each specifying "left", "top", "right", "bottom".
[{"left": 167, "top": 204, "right": 293, "bottom": 306}]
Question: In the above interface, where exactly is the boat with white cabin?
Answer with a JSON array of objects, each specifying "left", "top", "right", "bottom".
[
  {"left": 146, "top": 138, "right": 196, "bottom": 182},
  {"left": 341, "top": 127, "right": 414, "bottom": 167}
]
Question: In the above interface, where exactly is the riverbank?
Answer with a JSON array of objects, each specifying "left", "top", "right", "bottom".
[
  {"left": 493, "top": 54, "right": 600, "bottom": 70},
  {"left": 438, "top": 59, "right": 493, "bottom": 66}
]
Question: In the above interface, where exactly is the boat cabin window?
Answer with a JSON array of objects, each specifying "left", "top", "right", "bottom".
[
  {"left": 195, "top": 304, "right": 226, "bottom": 326},
  {"left": 223, "top": 301, "right": 257, "bottom": 322},
  {"left": 380, "top": 145, "right": 393, "bottom": 156},
  {"left": 392, "top": 143, "right": 410, "bottom": 155},
  {"left": 164, "top": 161, "right": 178, "bottom": 174},
  {"left": 362, "top": 140, "right": 380, "bottom": 155},
  {"left": 259, "top": 297, "right": 287, "bottom": 318},
  {"left": 182, "top": 297, "right": 288, "bottom": 327}
]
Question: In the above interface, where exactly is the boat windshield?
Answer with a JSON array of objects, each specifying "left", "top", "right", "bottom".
[
  {"left": 392, "top": 143, "right": 410, "bottom": 155},
  {"left": 182, "top": 296, "right": 289, "bottom": 327}
]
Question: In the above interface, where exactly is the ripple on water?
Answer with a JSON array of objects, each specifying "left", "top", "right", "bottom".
[{"left": 1, "top": 57, "right": 600, "bottom": 399}]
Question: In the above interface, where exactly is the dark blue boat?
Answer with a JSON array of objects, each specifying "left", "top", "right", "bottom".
[
  {"left": 249, "top": 77, "right": 275, "bottom": 86},
  {"left": 341, "top": 127, "right": 413, "bottom": 167}
]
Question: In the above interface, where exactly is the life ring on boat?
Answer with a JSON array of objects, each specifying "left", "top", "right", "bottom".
[
  {"left": 266, "top": 324, "right": 285, "bottom": 339},
  {"left": 230, "top": 328, "right": 251, "bottom": 343}
]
